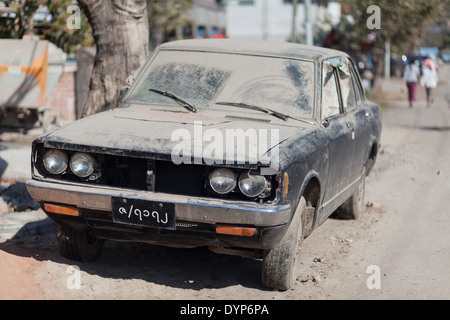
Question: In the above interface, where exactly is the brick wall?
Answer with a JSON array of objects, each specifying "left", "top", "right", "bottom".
[{"left": 46, "top": 66, "right": 76, "bottom": 124}]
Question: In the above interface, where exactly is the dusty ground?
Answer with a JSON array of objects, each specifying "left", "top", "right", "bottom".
[{"left": 0, "top": 65, "right": 449, "bottom": 301}]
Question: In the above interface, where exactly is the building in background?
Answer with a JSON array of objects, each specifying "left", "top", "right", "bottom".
[
  {"left": 188, "top": 0, "right": 227, "bottom": 39},
  {"left": 150, "top": 0, "right": 226, "bottom": 49},
  {"left": 226, "top": 0, "right": 340, "bottom": 42}
]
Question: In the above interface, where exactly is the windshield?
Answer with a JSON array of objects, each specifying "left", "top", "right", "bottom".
[{"left": 128, "top": 50, "right": 315, "bottom": 118}]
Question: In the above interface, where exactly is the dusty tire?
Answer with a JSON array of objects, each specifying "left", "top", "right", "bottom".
[
  {"left": 56, "top": 223, "right": 104, "bottom": 262},
  {"left": 336, "top": 167, "right": 366, "bottom": 220},
  {"left": 261, "top": 196, "right": 306, "bottom": 291}
]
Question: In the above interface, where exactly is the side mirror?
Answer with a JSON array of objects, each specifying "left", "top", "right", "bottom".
[{"left": 118, "top": 86, "right": 130, "bottom": 103}]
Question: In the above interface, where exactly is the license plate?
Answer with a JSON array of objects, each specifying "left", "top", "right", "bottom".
[{"left": 112, "top": 197, "right": 176, "bottom": 230}]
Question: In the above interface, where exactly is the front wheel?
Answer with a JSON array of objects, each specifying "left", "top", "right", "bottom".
[
  {"left": 261, "top": 197, "right": 306, "bottom": 290},
  {"left": 56, "top": 223, "right": 104, "bottom": 262},
  {"left": 336, "top": 167, "right": 366, "bottom": 220}
]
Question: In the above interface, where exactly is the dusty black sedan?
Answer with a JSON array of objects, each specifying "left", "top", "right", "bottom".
[{"left": 27, "top": 39, "right": 381, "bottom": 290}]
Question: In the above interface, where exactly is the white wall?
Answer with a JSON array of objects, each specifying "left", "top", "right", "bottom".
[{"left": 226, "top": 0, "right": 340, "bottom": 42}]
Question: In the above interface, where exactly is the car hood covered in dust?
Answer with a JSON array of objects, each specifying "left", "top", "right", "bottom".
[{"left": 41, "top": 105, "right": 309, "bottom": 168}]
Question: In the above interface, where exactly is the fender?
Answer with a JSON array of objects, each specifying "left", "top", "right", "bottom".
[{"left": 282, "top": 168, "right": 322, "bottom": 238}]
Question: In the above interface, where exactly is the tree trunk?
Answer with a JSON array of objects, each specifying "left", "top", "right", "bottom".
[{"left": 78, "top": 0, "right": 149, "bottom": 117}]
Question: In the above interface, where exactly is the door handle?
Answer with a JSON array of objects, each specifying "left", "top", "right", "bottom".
[{"left": 346, "top": 122, "right": 352, "bottom": 128}]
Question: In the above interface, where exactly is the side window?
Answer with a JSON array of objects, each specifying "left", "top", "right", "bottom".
[
  {"left": 351, "top": 75, "right": 362, "bottom": 106},
  {"left": 322, "top": 62, "right": 340, "bottom": 119},
  {"left": 349, "top": 60, "right": 364, "bottom": 105},
  {"left": 338, "top": 58, "right": 357, "bottom": 111}
]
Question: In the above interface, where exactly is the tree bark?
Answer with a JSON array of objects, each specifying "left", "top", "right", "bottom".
[{"left": 78, "top": 0, "right": 149, "bottom": 117}]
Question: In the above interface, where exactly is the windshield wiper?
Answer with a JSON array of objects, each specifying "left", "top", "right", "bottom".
[
  {"left": 216, "top": 101, "right": 315, "bottom": 125},
  {"left": 149, "top": 88, "right": 197, "bottom": 113},
  {"left": 216, "top": 101, "right": 290, "bottom": 121}
]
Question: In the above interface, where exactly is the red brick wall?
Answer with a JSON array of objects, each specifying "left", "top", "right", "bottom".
[{"left": 47, "top": 70, "right": 76, "bottom": 124}]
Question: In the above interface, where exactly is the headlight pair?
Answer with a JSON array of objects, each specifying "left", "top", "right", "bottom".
[
  {"left": 43, "top": 149, "right": 95, "bottom": 178},
  {"left": 209, "top": 168, "right": 270, "bottom": 198}
]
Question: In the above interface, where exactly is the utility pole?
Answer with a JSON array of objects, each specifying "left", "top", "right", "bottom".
[
  {"left": 385, "top": 41, "right": 391, "bottom": 79},
  {"left": 262, "top": 0, "right": 268, "bottom": 40},
  {"left": 291, "top": 0, "right": 298, "bottom": 42},
  {"left": 305, "top": 0, "right": 313, "bottom": 46}
]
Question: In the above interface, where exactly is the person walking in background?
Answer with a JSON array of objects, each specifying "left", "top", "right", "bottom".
[
  {"left": 420, "top": 58, "right": 438, "bottom": 108},
  {"left": 403, "top": 59, "right": 421, "bottom": 108}
]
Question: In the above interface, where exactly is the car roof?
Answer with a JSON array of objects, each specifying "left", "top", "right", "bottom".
[{"left": 159, "top": 39, "right": 347, "bottom": 62}]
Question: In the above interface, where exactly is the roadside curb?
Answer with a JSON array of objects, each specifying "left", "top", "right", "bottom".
[{"left": 0, "top": 210, "right": 54, "bottom": 240}]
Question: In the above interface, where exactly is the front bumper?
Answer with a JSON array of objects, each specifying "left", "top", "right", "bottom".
[{"left": 26, "top": 179, "right": 292, "bottom": 249}]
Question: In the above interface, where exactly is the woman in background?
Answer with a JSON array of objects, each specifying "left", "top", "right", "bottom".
[
  {"left": 403, "top": 59, "right": 421, "bottom": 108},
  {"left": 420, "top": 58, "right": 438, "bottom": 108}
]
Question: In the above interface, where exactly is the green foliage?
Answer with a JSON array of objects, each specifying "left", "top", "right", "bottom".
[
  {"left": 0, "top": 0, "right": 93, "bottom": 54},
  {"left": 0, "top": 0, "right": 46, "bottom": 38},
  {"left": 338, "top": 0, "right": 449, "bottom": 53},
  {"left": 147, "top": 0, "right": 193, "bottom": 47},
  {"left": 44, "top": 0, "right": 93, "bottom": 54}
]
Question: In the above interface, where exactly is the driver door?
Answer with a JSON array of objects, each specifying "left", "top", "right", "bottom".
[{"left": 319, "top": 58, "right": 356, "bottom": 219}]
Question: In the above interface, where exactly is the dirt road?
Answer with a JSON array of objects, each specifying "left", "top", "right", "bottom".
[{"left": 1, "top": 65, "right": 449, "bottom": 301}]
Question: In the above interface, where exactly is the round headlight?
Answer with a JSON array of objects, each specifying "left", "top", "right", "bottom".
[
  {"left": 209, "top": 168, "right": 237, "bottom": 194},
  {"left": 43, "top": 149, "right": 68, "bottom": 175},
  {"left": 238, "top": 170, "right": 268, "bottom": 198},
  {"left": 70, "top": 152, "right": 95, "bottom": 178}
]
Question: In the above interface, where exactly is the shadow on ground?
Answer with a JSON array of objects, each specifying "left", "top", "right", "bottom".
[{"left": 0, "top": 227, "right": 267, "bottom": 291}]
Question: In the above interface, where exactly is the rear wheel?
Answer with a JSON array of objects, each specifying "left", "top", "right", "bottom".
[
  {"left": 56, "top": 223, "right": 104, "bottom": 262},
  {"left": 336, "top": 167, "right": 366, "bottom": 220},
  {"left": 261, "top": 196, "right": 306, "bottom": 290}
]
